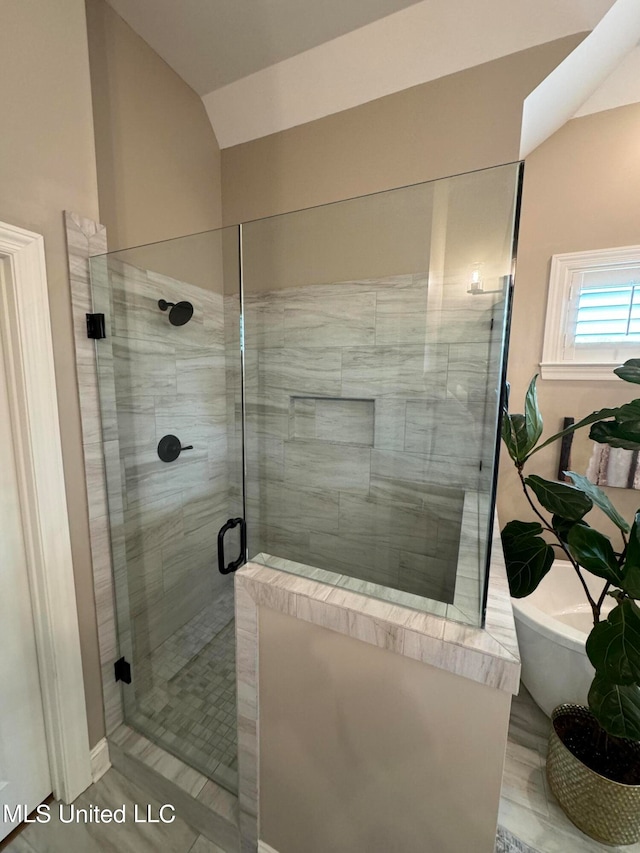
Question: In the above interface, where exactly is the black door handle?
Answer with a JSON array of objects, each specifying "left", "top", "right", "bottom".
[{"left": 218, "top": 517, "right": 246, "bottom": 574}]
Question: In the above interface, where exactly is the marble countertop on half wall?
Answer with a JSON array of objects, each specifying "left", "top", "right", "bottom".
[{"left": 236, "top": 511, "right": 521, "bottom": 695}]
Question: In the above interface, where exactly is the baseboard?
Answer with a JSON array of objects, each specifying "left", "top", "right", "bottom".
[
  {"left": 90, "top": 738, "right": 111, "bottom": 784},
  {"left": 258, "top": 843, "right": 280, "bottom": 853}
]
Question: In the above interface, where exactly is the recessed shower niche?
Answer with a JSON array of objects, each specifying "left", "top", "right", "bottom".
[
  {"left": 289, "top": 397, "right": 375, "bottom": 446},
  {"left": 88, "top": 161, "right": 522, "bottom": 798}
]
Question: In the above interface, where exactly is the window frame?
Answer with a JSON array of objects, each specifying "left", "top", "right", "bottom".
[{"left": 540, "top": 245, "right": 640, "bottom": 380}]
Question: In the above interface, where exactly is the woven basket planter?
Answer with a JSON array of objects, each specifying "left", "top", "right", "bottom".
[{"left": 547, "top": 704, "right": 640, "bottom": 847}]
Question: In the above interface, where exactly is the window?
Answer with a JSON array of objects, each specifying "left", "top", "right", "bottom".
[{"left": 540, "top": 246, "right": 640, "bottom": 380}]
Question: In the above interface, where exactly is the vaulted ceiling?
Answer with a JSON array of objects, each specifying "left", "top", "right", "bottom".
[
  {"left": 105, "top": 0, "right": 426, "bottom": 93},
  {"left": 106, "top": 0, "right": 624, "bottom": 147}
]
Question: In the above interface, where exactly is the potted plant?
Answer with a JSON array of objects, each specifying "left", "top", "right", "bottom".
[{"left": 501, "top": 358, "right": 640, "bottom": 846}]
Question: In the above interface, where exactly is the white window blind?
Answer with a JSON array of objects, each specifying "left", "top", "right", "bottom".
[
  {"left": 541, "top": 246, "right": 640, "bottom": 380},
  {"left": 575, "top": 282, "right": 640, "bottom": 344},
  {"left": 570, "top": 265, "right": 640, "bottom": 357}
]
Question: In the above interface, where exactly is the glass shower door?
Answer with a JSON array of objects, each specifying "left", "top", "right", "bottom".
[{"left": 90, "top": 226, "right": 243, "bottom": 793}]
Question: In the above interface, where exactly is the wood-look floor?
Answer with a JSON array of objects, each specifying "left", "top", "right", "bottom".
[
  {"left": 1, "top": 769, "right": 226, "bottom": 853},
  {"left": 6, "top": 684, "right": 640, "bottom": 852}
]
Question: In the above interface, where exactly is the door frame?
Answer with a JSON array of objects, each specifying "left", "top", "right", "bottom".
[{"left": 0, "top": 221, "right": 92, "bottom": 803}]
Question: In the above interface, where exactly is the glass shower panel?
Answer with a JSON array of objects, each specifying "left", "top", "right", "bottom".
[
  {"left": 242, "top": 162, "right": 522, "bottom": 626},
  {"left": 90, "top": 226, "right": 242, "bottom": 793}
]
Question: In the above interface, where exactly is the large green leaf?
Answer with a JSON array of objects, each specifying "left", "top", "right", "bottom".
[
  {"left": 528, "top": 407, "right": 620, "bottom": 457},
  {"left": 590, "top": 420, "right": 640, "bottom": 451},
  {"left": 588, "top": 674, "right": 640, "bottom": 740},
  {"left": 614, "top": 359, "right": 640, "bottom": 385},
  {"left": 501, "top": 378, "right": 544, "bottom": 464},
  {"left": 501, "top": 520, "right": 554, "bottom": 598},
  {"left": 611, "top": 399, "right": 640, "bottom": 425},
  {"left": 588, "top": 399, "right": 640, "bottom": 450},
  {"left": 525, "top": 475, "right": 593, "bottom": 521},
  {"left": 552, "top": 514, "right": 589, "bottom": 544},
  {"left": 524, "top": 375, "right": 543, "bottom": 451},
  {"left": 586, "top": 600, "right": 640, "bottom": 685},
  {"left": 564, "top": 471, "right": 630, "bottom": 533},
  {"left": 501, "top": 412, "right": 530, "bottom": 464},
  {"left": 567, "top": 524, "right": 623, "bottom": 585},
  {"left": 624, "top": 568, "right": 640, "bottom": 600},
  {"left": 622, "top": 512, "right": 640, "bottom": 599},
  {"left": 502, "top": 519, "right": 544, "bottom": 546}
]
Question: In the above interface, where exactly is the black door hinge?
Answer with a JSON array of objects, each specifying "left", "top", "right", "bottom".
[
  {"left": 86, "top": 313, "right": 106, "bottom": 339},
  {"left": 114, "top": 657, "right": 132, "bottom": 684}
]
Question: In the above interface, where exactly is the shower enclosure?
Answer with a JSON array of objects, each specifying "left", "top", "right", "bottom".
[{"left": 89, "top": 161, "right": 522, "bottom": 795}]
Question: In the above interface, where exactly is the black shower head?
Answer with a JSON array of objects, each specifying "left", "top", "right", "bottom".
[{"left": 158, "top": 299, "right": 194, "bottom": 326}]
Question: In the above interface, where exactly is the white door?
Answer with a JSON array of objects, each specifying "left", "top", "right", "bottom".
[{"left": 0, "top": 318, "right": 51, "bottom": 841}]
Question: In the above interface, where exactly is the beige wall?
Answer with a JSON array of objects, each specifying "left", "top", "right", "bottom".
[
  {"left": 241, "top": 163, "right": 519, "bottom": 294},
  {"left": 85, "top": 0, "right": 223, "bottom": 252},
  {"left": 260, "top": 607, "right": 511, "bottom": 853},
  {"left": 221, "top": 34, "right": 583, "bottom": 226},
  {"left": 499, "top": 102, "right": 640, "bottom": 539},
  {"left": 1, "top": 0, "right": 226, "bottom": 751},
  {"left": 0, "top": 0, "right": 104, "bottom": 746},
  {"left": 101, "top": 232, "right": 227, "bottom": 296}
]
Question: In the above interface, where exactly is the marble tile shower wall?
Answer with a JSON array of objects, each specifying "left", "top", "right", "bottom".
[
  {"left": 104, "top": 260, "right": 233, "bottom": 658},
  {"left": 243, "top": 273, "right": 500, "bottom": 604}
]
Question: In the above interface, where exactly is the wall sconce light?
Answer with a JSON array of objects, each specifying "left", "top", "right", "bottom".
[
  {"left": 467, "top": 263, "right": 505, "bottom": 296},
  {"left": 468, "top": 264, "right": 484, "bottom": 294}
]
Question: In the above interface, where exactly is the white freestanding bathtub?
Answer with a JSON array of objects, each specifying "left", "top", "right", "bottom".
[{"left": 511, "top": 560, "right": 613, "bottom": 716}]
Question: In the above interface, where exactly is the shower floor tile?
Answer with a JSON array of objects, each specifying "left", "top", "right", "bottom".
[{"left": 128, "top": 585, "right": 238, "bottom": 791}]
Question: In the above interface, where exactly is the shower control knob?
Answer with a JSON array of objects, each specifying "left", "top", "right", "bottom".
[{"left": 157, "top": 434, "right": 193, "bottom": 463}]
